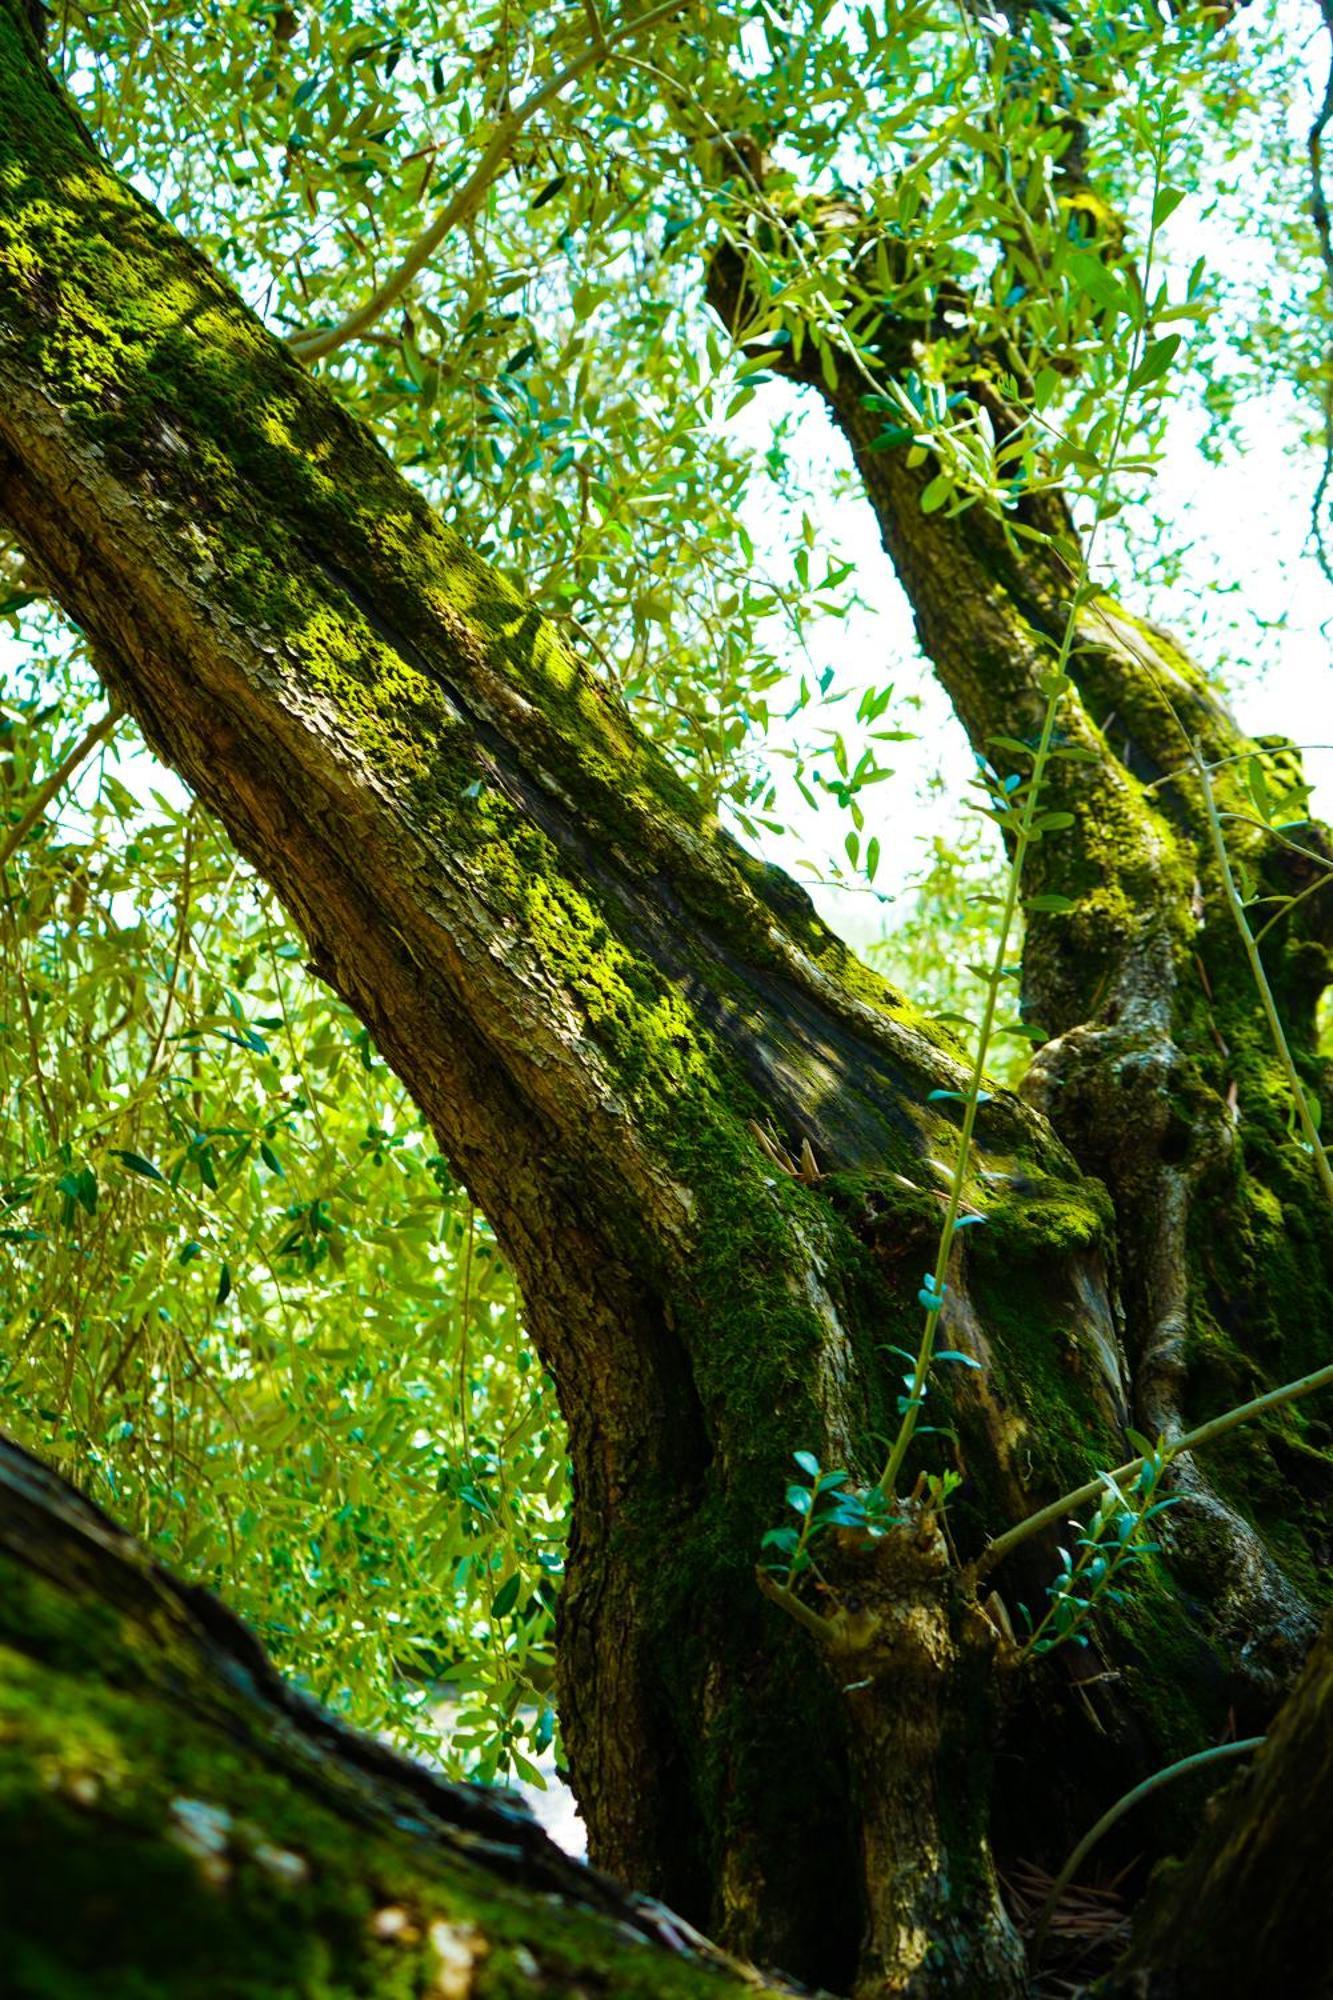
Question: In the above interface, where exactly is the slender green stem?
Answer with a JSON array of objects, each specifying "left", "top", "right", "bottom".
[
  {"left": 1030, "top": 1737, "right": 1263, "bottom": 1966},
  {"left": 1254, "top": 863, "right": 1333, "bottom": 945},
  {"left": 877, "top": 103, "right": 1177, "bottom": 1498},
  {"left": 1141, "top": 743, "right": 1333, "bottom": 795},
  {"left": 976, "top": 1356, "right": 1333, "bottom": 1579},
  {"left": 755, "top": 1565, "right": 838, "bottom": 1643},
  {"left": 1196, "top": 752, "right": 1333, "bottom": 1210},
  {"left": 877, "top": 677, "right": 1065, "bottom": 1494},
  {"left": 289, "top": 0, "right": 685, "bottom": 362},
  {"left": 1016, "top": 1456, "right": 1167, "bottom": 1663}
]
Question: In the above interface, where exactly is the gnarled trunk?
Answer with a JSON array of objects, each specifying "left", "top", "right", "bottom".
[
  {"left": 1, "top": 4, "right": 1330, "bottom": 1993},
  {"left": 0, "top": 8, "right": 1106, "bottom": 1987},
  {"left": 709, "top": 196, "right": 1333, "bottom": 1871}
]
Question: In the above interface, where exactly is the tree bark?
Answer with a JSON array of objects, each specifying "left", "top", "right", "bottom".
[
  {"left": 709, "top": 175, "right": 1333, "bottom": 1861},
  {"left": 0, "top": 1431, "right": 798, "bottom": 2000},
  {"left": 1097, "top": 1619, "right": 1333, "bottom": 1997},
  {"left": 0, "top": 9, "right": 1104, "bottom": 1987},
  {"left": 1, "top": 5, "right": 1330, "bottom": 1993}
]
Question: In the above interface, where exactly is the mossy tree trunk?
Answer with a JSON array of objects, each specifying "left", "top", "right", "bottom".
[
  {"left": 710, "top": 183, "right": 1333, "bottom": 1862},
  {"left": 1, "top": 6, "right": 1331, "bottom": 1996},
  {"left": 1097, "top": 1618, "right": 1333, "bottom": 1997},
  {"left": 0, "top": 1432, "right": 798, "bottom": 2000}
]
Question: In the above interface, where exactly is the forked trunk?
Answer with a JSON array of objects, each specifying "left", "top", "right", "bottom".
[{"left": 1, "top": 6, "right": 1331, "bottom": 1993}]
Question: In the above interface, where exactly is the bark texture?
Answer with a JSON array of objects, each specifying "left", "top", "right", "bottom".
[
  {"left": 0, "top": 1431, "right": 797, "bottom": 2000},
  {"left": 0, "top": 9, "right": 1111, "bottom": 1988},
  {"left": 710, "top": 180, "right": 1333, "bottom": 1863},
  {"left": 1098, "top": 1620, "right": 1333, "bottom": 1997}
]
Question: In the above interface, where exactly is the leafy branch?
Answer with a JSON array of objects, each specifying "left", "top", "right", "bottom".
[
  {"left": 1016, "top": 1452, "right": 1178, "bottom": 1661},
  {"left": 288, "top": 0, "right": 686, "bottom": 363},
  {"left": 976, "top": 1355, "right": 1333, "bottom": 1581},
  {"left": 0, "top": 703, "right": 122, "bottom": 872}
]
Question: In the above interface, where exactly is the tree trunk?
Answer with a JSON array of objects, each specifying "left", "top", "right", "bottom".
[
  {"left": 710, "top": 190, "right": 1333, "bottom": 1858},
  {"left": 1, "top": 6, "right": 1330, "bottom": 1993},
  {"left": 0, "top": 1431, "right": 797, "bottom": 2000},
  {"left": 1098, "top": 1619, "right": 1333, "bottom": 1997}
]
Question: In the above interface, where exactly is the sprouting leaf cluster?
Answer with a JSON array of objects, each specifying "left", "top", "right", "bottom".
[
  {"left": 1019, "top": 1449, "right": 1180, "bottom": 1660},
  {"left": 760, "top": 1450, "right": 902, "bottom": 1586}
]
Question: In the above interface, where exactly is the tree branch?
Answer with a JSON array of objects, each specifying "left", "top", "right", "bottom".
[
  {"left": 0, "top": 701, "right": 120, "bottom": 870},
  {"left": 288, "top": 0, "right": 686, "bottom": 363}
]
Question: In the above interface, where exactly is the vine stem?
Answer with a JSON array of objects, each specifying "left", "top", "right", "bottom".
[
  {"left": 288, "top": 0, "right": 686, "bottom": 363},
  {"left": 877, "top": 98, "right": 1177, "bottom": 1499},
  {"left": 1195, "top": 749, "right": 1333, "bottom": 1211},
  {"left": 975, "top": 1355, "right": 1333, "bottom": 1579},
  {"left": 876, "top": 668, "right": 1065, "bottom": 1494},
  {"left": 1030, "top": 1736, "right": 1264, "bottom": 1966}
]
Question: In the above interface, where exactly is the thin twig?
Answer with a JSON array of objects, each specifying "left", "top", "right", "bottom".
[
  {"left": 1307, "top": 0, "right": 1333, "bottom": 585},
  {"left": 1196, "top": 751, "right": 1333, "bottom": 1209},
  {"left": 976, "top": 1355, "right": 1333, "bottom": 1578},
  {"left": 0, "top": 704, "right": 122, "bottom": 870},
  {"left": 1030, "top": 1737, "right": 1264, "bottom": 1966},
  {"left": 288, "top": 0, "right": 686, "bottom": 362}
]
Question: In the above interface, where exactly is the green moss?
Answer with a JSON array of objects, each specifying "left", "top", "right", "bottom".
[{"left": 0, "top": 1546, "right": 790, "bottom": 2000}]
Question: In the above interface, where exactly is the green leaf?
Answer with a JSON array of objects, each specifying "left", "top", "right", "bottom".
[
  {"left": 1151, "top": 185, "right": 1187, "bottom": 228},
  {"left": 1128, "top": 334, "right": 1181, "bottom": 394},
  {"left": 110, "top": 1150, "right": 168, "bottom": 1185},
  {"left": 490, "top": 1573, "right": 523, "bottom": 1618},
  {"left": 761, "top": 1526, "right": 800, "bottom": 1553}
]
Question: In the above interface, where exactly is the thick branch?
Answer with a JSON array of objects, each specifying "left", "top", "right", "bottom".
[{"left": 0, "top": 1431, "right": 797, "bottom": 2000}]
